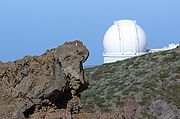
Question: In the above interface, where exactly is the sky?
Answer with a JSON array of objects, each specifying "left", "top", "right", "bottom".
[{"left": 0, "top": 0, "right": 180, "bottom": 66}]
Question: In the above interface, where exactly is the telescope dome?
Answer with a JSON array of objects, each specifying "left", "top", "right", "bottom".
[{"left": 103, "top": 20, "right": 147, "bottom": 63}]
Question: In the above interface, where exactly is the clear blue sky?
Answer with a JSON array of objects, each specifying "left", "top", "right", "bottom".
[{"left": 0, "top": 0, "right": 180, "bottom": 66}]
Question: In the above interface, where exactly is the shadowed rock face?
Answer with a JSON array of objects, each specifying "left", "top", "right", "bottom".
[{"left": 0, "top": 40, "right": 89, "bottom": 119}]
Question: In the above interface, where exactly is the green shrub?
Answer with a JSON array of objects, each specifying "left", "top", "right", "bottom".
[
  {"left": 126, "top": 60, "right": 134, "bottom": 66},
  {"left": 160, "top": 51, "right": 167, "bottom": 56},
  {"left": 175, "top": 66, "right": 180, "bottom": 73},
  {"left": 159, "top": 71, "right": 170, "bottom": 79},
  {"left": 164, "top": 84, "right": 180, "bottom": 109}
]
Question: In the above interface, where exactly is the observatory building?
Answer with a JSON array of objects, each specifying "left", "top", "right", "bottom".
[
  {"left": 103, "top": 20, "right": 148, "bottom": 63},
  {"left": 103, "top": 19, "right": 179, "bottom": 63}
]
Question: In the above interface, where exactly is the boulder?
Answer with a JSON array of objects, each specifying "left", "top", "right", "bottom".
[{"left": 0, "top": 40, "right": 89, "bottom": 119}]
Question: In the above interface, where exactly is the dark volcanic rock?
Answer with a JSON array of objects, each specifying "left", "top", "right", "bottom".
[{"left": 0, "top": 40, "right": 89, "bottom": 119}]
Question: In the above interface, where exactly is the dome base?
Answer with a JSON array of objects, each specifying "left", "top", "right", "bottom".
[{"left": 103, "top": 52, "right": 146, "bottom": 63}]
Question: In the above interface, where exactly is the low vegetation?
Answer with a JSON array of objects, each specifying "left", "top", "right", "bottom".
[{"left": 81, "top": 47, "right": 180, "bottom": 118}]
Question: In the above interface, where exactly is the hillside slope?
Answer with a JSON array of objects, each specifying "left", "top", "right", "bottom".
[{"left": 81, "top": 47, "right": 180, "bottom": 118}]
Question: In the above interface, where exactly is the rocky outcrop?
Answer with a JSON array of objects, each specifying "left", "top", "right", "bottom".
[
  {"left": 0, "top": 40, "right": 89, "bottom": 119},
  {"left": 150, "top": 100, "right": 180, "bottom": 119},
  {"left": 73, "top": 98, "right": 144, "bottom": 119}
]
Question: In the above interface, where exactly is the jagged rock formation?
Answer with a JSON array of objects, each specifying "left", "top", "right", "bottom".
[{"left": 0, "top": 40, "right": 89, "bottom": 119}]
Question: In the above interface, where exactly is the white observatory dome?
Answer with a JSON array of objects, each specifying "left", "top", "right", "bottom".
[{"left": 103, "top": 20, "right": 147, "bottom": 63}]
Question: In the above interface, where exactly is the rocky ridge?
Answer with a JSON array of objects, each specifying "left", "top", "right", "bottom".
[{"left": 0, "top": 40, "right": 89, "bottom": 119}]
